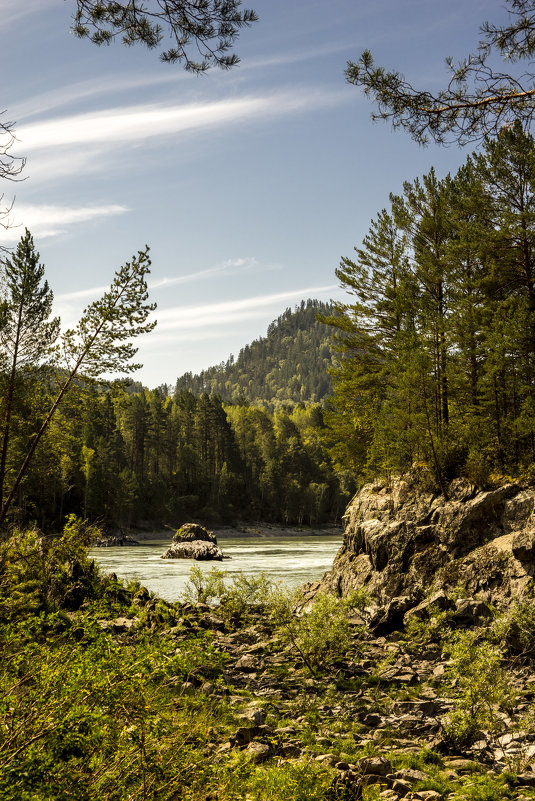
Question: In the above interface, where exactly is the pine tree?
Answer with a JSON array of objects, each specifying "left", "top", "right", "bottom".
[
  {"left": 0, "top": 245, "right": 156, "bottom": 528},
  {"left": 0, "top": 230, "right": 60, "bottom": 506}
]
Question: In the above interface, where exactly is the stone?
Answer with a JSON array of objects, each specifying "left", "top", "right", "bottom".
[
  {"left": 245, "top": 741, "right": 272, "bottom": 763},
  {"left": 162, "top": 540, "right": 224, "bottom": 561},
  {"left": 197, "top": 613, "right": 226, "bottom": 632},
  {"left": 172, "top": 523, "right": 218, "bottom": 544},
  {"left": 392, "top": 699, "right": 441, "bottom": 717},
  {"left": 403, "top": 591, "right": 455, "bottom": 625},
  {"left": 274, "top": 726, "right": 296, "bottom": 736},
  {"left": 93, "top": 534, "right": 140, "bottom": 547},
  {"left": 235, "top": 655, "right": 262, "bottom": 672},
  {"left": 231, "top": 726, "right": 261, "bottom": 747},
  {"left": 308, "top": 473, "right": 535, "bottom": 614},
  {"left": 378, "top": 665, "right": 417, "bottom": 683},
  {"left": 395, "top": 768, "right": 429, "bottom": 783},
  {"left": 515, "top": 774, "right": 535, "bottom": 788},
  {"left": 451, "top": 598, "right": 492, "bottom": 625},
  {"left": 357, "top": 756, "right": 392, "bottom": 776},
  {"left": 279, "top": 743, "right": 301, "bottom": 758},
  {"left": 391, "top": 779, "right": 411, "bottom": 797},
  {"left": 370, "top": 596, "right": 416, "bottom": 635},
  {"left": 239, "top": 708, "right": 266, "bottom": 725},
  {"left": 315, "top": 753, "right": 339, "bottom": 766},
  {"left": 512, "top": 530, "right": 535, "bottom": 562}
]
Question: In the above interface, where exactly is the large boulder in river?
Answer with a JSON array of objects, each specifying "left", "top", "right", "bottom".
[
  {"left": 163, "top": 523, "right": 223, "bottom": 560},
  {"left": 162, "top": 540, "right": 224, "bottom": 561},
  {"left": 303, "top": 471, "right": 535, "bottom": 618},
  {"left": 172, "top": 523, "right": 218, "bottom": 545}
]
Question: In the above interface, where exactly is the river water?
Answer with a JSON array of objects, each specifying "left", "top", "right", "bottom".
[{"left": 90, "top": 534, "right": 342, "bottom": 603}]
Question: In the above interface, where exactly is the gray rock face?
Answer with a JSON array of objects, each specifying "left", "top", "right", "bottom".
[
  {"left": 94, "top": 535, "right": 140, "bottom": 547},
  {"left": 305, "top": 473, "right": 535, "bottom": 615}
]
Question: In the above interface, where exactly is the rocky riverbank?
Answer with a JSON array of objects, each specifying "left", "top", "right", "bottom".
[
  {"left": 97, "top": 587, "right": 535, "bottom": 800},
  {"left": 9, "top": 476, "right": 535, "bottom": 800}
]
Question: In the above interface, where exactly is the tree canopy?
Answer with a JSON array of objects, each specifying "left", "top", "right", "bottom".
[
  {"left": 325, "top": 122, "right": 535, "bottom": 489},
  {"left": 0, "top": 242, "right": 157, "bottom": 529},
  {"left": 174, "top": 300, "right": 335, "bottom": 407},
  {"left": 346, "top": 0, "right": 535, "bottom": 145},
  {"left": 73, "top": 0, "right": 258, "bottom": 72}
]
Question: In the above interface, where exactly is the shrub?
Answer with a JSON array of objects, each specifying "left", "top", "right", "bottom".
[
  {"left": 271, "top": 590, "right": 363, "bottom": 676},
  {"left": 491, "top": 596, "right": 535, "bottom": 657},
  {"left": 441, "top": 631, "right": 516, "bottom": 749},
  {"left": 464, "top": 450, "right": 492, "bottom": 489},
  {"left": 182, "top": 564, "right": 228, "bottom": 604}
]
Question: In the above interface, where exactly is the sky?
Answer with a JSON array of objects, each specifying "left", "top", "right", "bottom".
[{"left": 0, "top": 0, "right": 513, "bottom": 389}]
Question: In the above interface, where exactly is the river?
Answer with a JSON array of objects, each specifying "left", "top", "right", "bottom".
[{"left": 90, "top": 534, "right": 342, "bottom": 603}]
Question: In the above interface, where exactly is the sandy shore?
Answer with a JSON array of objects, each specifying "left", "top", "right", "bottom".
[{"left": 129, "top": 523, "right": 343, "bottom": 542}]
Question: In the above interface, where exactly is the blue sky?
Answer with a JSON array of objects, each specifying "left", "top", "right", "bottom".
[{"left": 1, "top": 0, "right": 510, "bottom": 388}]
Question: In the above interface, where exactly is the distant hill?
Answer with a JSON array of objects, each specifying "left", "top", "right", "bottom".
[{"left": 174, "top": 299, "right": 335, "bottom": 406}]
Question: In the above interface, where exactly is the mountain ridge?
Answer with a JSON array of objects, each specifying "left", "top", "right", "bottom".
[{"left": 174, "top": 298, "right": 335, "bottom": 407}]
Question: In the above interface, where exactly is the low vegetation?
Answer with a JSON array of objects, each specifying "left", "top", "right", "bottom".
[{"left": 2, "top": 520, "right": 535, "bottom": 799}]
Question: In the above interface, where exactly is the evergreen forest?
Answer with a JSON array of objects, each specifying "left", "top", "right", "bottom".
[
  {"left": 16, "top": 384, "right": 352, "bottom": 530},
  {"left": 324, "top": 122, "right": 535, "bottom": 493},
  {"left": 174, "top": 300, "right": 334, "bottom": 407},
  {"left": 0, "top": 269, "right": 350, "bottom": 531}
]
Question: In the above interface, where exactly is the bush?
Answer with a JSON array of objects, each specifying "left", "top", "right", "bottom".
[
  {"left": 464, "top": 450, "right": 492, "bottom": 489},
  {"left": 271, "top": 590, "right": 364, "bottom": 676},
  {"left": 441, "top": 632, "right": 516, "bottom": 749},
  {"left": 491, "top": 596, "right": 535, "bottom": 657},
  {"left": 182, "top": 565, "right": 275, "bottom": 622}
]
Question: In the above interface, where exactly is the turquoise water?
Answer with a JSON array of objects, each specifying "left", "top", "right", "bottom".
[{"left": 90, "top": 534, "right": 342, "bottom": 603}]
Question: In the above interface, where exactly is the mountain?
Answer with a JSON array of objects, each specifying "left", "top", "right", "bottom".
[{"left": 174, "top": 299, "right": 335, "bottom": 406}]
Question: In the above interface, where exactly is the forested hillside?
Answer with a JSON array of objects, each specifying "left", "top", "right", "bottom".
[{"left": 174, "top": 299, "right": 334, "bottom": 406}]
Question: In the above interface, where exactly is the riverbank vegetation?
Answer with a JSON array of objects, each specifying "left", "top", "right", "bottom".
[{"left": 3, "top": 519, "right": 535, "bottom": 800}]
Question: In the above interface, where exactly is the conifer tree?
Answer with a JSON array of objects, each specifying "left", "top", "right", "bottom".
[
  {"left": 347, "top": 0, "right": 535, "bottom": 145},
  {"left": 0, "top": 246, "right": 156, "bottom": 528},
  {"left": 0, "top": 230, "right": 60, "bottom": 506}
]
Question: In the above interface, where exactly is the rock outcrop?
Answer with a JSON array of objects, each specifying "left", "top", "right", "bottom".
[
  {"left": 93, "top": 534, "right": 140, "bottom": 547},
  {"left": 162, "top": 522, "right": 224, "bottom": 560},
  {"left": 305, "top": 473, "right": 535, "bottom": 619}
]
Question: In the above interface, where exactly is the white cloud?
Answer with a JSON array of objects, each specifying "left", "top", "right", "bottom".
[
  {"left": 12, "top": 72, "right": 190, "bottom": 122},
  {"left": 17, "top": 89, "right": 348, "bottom": 152},
  {"left": 149, "top": 256, "right": 278, "bottom": 290},
  {"left": 0, "top": 0, "right": 61, "bottom": 30},
  {"left": 52, "top": 257, "right": 289, "bottom": 330},
  {"left": 154, "top": 285, "right": 337, "bottom": 332},
  {"left": 1, "top": 203, "right": 129, "bottom": 242}
]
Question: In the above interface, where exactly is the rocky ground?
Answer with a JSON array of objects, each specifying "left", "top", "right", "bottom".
[
  {"left": 88, "top": 475, "right": 535, "bottom": 799},
  {"left": 97, "top": 589, "right": 535, "bottom": 801}
]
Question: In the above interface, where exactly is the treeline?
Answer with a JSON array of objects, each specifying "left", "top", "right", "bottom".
[
  {"left": 324, "top": 122, "right": 535, "bottom": 489},
  {"left": 10, "top": 382, "right": 352, "bottom": 530},
  {"left": 174, "top": 299, "right": 334, "bottom": 407}
]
